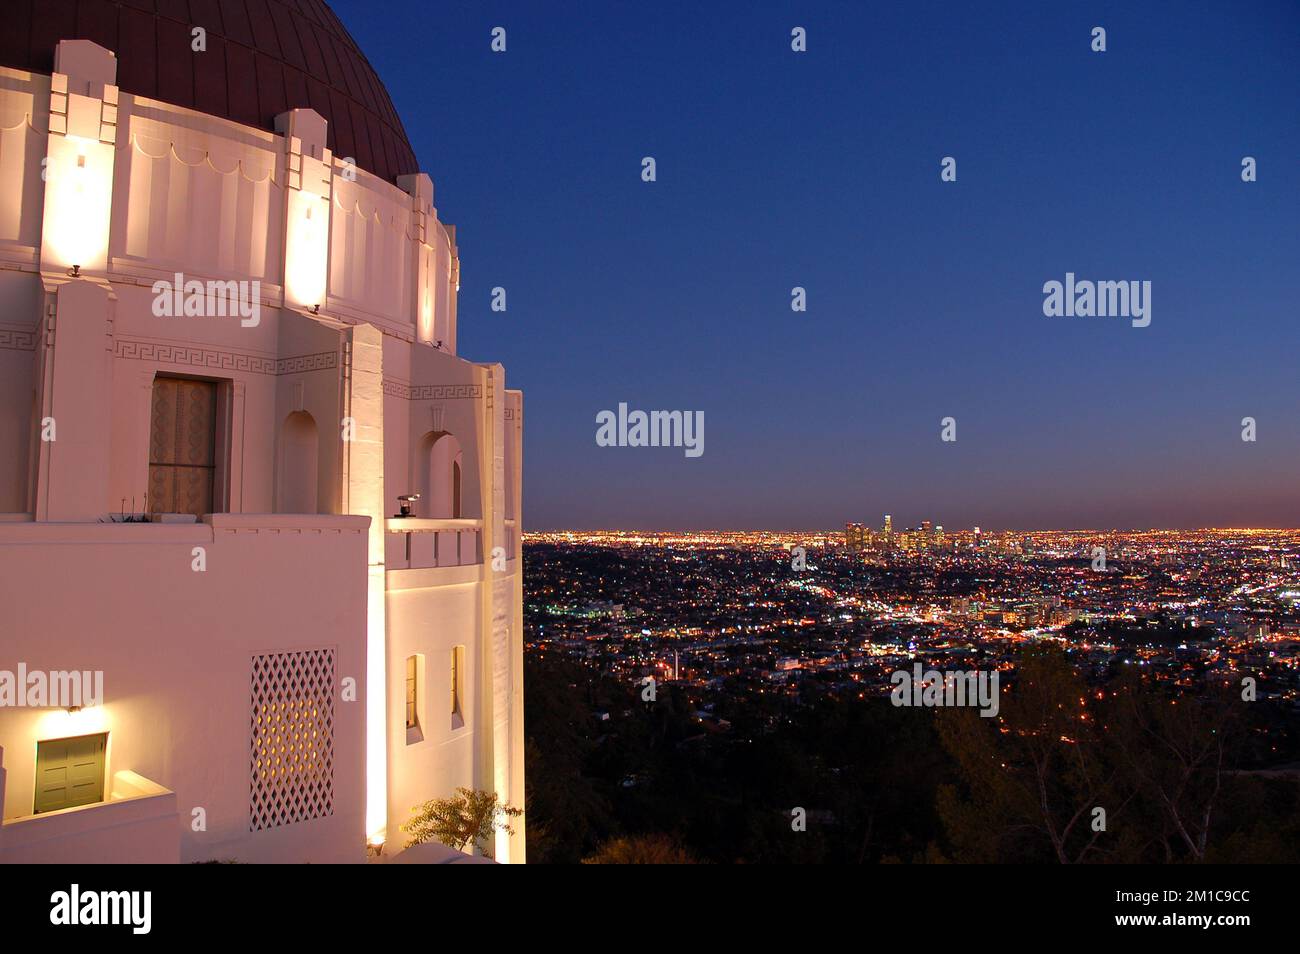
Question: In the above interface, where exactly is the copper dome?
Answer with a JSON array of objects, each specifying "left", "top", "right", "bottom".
[{"left": 1, "top": 0, "right": 419, "bottom": 184}]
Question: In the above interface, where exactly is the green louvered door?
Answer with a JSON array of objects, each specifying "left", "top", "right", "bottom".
[{"left": 34, "top": 733, "right": 107, "bottom": 814}]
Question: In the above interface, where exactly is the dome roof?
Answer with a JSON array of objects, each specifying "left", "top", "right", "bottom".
[{"left": 0, "top": 0, "right": 419, "bottom": 185}]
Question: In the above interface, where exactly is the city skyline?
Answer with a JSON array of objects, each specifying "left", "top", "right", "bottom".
[{"left": 526, "top": 520, "right": 1300, "bottom": 533}]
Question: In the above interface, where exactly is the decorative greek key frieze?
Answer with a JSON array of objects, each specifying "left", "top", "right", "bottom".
[
  {"left": 115, "top": 339, "right": 337, "bottom": 377},
  {"left": 0, "top": 327, "right": 36, "bottom": 351},
  {"left": 276, "top": 351, "right": 337, "bottom": 375},
  {"left": 382, "top": 378, "right": 482, "bottom": 400},
  {"left": 115, "top": 339, "right": 276, "bottom": 374}
]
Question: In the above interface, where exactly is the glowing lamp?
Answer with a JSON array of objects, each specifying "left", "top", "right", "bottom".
[
  {"left": 42, "top": 138, "right": 113, "bottom": 274},
  {"left": 284, "top": 191, "right": 329, "bottom": 310}
]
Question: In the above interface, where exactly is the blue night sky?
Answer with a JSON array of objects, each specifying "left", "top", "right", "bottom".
[{"left": 338, "top": 0, "right": 1300, "bottom": 531}]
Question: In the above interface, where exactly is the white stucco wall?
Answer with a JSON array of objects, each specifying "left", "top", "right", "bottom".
[
  {"left": 0, "top": 515, "right": 370, "bottom": 863},
  {"left": 0, "top": 40, "right": 526, "bottom": 864}
]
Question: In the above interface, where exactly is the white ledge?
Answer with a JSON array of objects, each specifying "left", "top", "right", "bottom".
[
  {"left": 207, "top": 513, "right": 371, "bottom": 533},
  {"left": 385, "top": 518, "right": 483, "bottom": 533}
]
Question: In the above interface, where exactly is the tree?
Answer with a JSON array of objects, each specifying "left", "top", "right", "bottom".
[
  {"left": 936, "top": 646, "right": 1125, "bottom": 863},
  {"left": 402, "top": 788, "right": 522, "bottom": 858},
  {"left": 1110, "top": 674, "right": 1239, "bottom": 862},
  {"left": 582, "top": 834, "right": 699, "bottom": 864},
  {"left": 523, "top": 653, "right": 616, "bottom": 862}
]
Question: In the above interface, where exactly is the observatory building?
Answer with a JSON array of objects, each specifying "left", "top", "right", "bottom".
[{"left": 0, "top": 0, "right": 524, "bottom": 863}]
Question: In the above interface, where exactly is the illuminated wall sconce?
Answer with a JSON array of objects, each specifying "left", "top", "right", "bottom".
[
  {"left": 398, "top": 172, "right": 437, "bottom": 346},
  {"left": 278, "top": 114, "right": 333, "bottom": 313},
  {"left": 39, "top": 47, "right": 119, "bottom": 277},
  {"left": 284, "top": 195, "right": 329, "bottom": 310},
  {"left": 38, "top": 703, "right": 107, "bottom": 739},
  {"left": 41, "top": 138, "right": 114, "bottom": 275}
]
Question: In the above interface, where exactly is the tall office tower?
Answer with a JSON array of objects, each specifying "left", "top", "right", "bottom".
[
  {"left": 883, "top": 514, "right": 893, "bottom": 545},
  {"left": 0, "top": 5, "right": 525, "bottom": 865},
  {"left": 934, "top": 525, "right": 945, "bottom": 547},
  {"left": 845, "top": 522, "right": 864, "bottom": 550}
]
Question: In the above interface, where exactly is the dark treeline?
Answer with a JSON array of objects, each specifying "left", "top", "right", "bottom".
[{"left": 524, "top": 646, "right": 1300, "bottom": 863}]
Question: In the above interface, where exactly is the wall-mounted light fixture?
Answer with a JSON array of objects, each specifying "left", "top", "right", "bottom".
[
  {"left": 284, "top": 191, "right": 328, "bottom": 310},
  {"left": 42, "top": 140, "right": 113, "bottom": 274}
]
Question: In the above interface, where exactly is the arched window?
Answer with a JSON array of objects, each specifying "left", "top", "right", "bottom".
[
  {"left": 276, "top": 410, "right": 319, "bottom": 513},
  {"left": 416, "top": 431, "right": 463, "bottom": 518},
  {"left": 450, "top": 645, "right": 465, "bottom": 729},
  {"left": 452, "top": 459, "right": 462, "bottom": 519}
]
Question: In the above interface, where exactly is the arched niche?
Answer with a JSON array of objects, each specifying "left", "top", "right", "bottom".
[
  {"left": 416, "top": 430, "right": 463, "bottom": 519},
  {"left": 276, "top": 410, "right": 319, "bottom": 513}
]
